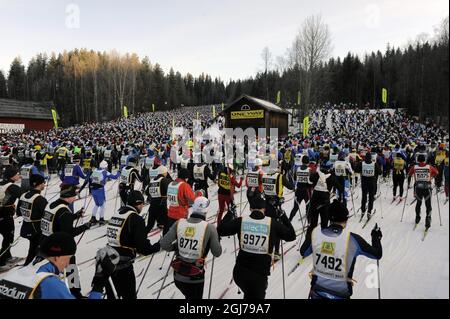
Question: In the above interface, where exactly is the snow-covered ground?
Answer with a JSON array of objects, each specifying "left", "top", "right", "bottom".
[{"left": 1, "top": 172, "right": 449, "bottom": 299}]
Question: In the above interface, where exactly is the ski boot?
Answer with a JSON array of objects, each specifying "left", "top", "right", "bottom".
[
  {"left": 425, "top": 215, "right": 431, "bottom": 230},
  {"left": 99, "top": 218, "right": 106, "bottom": 225},
  {"left": 367, "top": 211, "right": 372, "bottom": 220},
  {"left": 89, "top": 216, "right": 98, "bottom": 224},
  {"left": 273, "top": 252, "right": 281, "bottom": 262},
  {"left": 415, "top": 214, "right": 421, "bottom": 225}
]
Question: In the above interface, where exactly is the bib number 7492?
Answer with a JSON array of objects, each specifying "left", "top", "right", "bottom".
[{"left": 315, "top": 253, "right": 343, "bottom": 271}]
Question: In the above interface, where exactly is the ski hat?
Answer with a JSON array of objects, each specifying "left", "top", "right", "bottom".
[
  {"left": 302, "top": 155, "right": 310, "bottom": 164},
  {"left": 127, "top": 190, "right": 145, "bottom": 206},
  {"left": 3, "top": 167, "right": 19, "bottom": 180},
  {"left": 60, "top": 184, "right": 78, "bottom": 198},
  {"left": 191, "top": 196, "right": 210, "bottom": 217},
  {"left": 30, "top": 174, "right": 46, "bottom": 188},
  {"left": 329, "top": 199, "right": 349, "bottom": 223},
  {"left": 250, "top": 193, "right": 266, "bottom": 210},
  {"left": 178, "top": 168, "right": 189, "bottom": 180},
  {"left": 40, "top": 232, "right": 77, "bottom": 257},
  {"left": 100, "top": 160, "right": 108, "bottom": 169}
]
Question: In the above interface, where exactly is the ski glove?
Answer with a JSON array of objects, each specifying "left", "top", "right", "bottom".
[
  {"left": 371, "top": 224, "right": 382, "bottom": 241},
  {"left": 75, "top": 208, "right": 85, "bottom": 219}
]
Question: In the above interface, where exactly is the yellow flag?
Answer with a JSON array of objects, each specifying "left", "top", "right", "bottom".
[
  {"left": 123, "top": 106, "right": 128, "bottom": 118},
  {"left": 277, "top": 91, "right": 281, "bottom": 104},
  {"left": 303, "top": 116, "right": 310, "bottom": 137},
  {"left": 297, "top": 91, "right": 301, "bottom": 105},
  {"left": 213, "top": 105, "right": 216, "bottom": 118},
  {"left": 152, "top": 104, "right": 155, "bottom": 113},
  {"left": 51, "top": 109, "right": 58, "bottom": 128},
  {"left": 382, "top": 88, "right": 388, "bottom": 104}
]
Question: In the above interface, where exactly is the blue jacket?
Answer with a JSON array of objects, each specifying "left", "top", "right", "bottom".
[
  {"left": 90, "top": 169, "right": 120, "bottom": 188},
  {"left": 60, "top": 164, "right": 87, "bottom": 185},
  {"left": 37, "top": 262, "right": 102, "bottom": 299}
]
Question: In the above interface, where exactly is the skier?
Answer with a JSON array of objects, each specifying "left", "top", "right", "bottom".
[
  {"left": 193, "top": 161, "right": 215, "bottom": 199},
  {"left": 0, "top": 232, "right": 107, "bottom": 299},
  {"left": 263, "top": 167, "right": 294, "bottom": 260},
  {"left": 90, "top": 160, "right": 121, "bottom": 225},
  {"left": 246, "top": 158, "right": 264, "bottom": 208},
  {"left": 217, "top": 163, "right": 243, "bottom": 225},
  {"left": 160, "top": 197, "right": 222, "bottom": 299},
  {"left": 289, "top": 155, "right": 314, "bottom": 222},
  {"left": 0, "top": 168, "right": 23, "bottom": 267},
  {"left": 392, "top": 152, "right": 407, "bottom": 202},
  {"left": 166, "top": 168, "right": 203, "bottom": 232},
  {"left": 144, "top": 165, "right": 172, "bottom": 234},
  {"left": 17, "top": 174, "right": 48, "bottom": 266},
  {"left": 106, "top": 190, "right": 161, "bottom": 299},
  {"left": 217, "top": 193, "right": 296, "bottom": 299},
  {"left": 119, "top": 156, "right": 143, "bottom": 206},
  {"left": 332, "top": 151, "right": 354, "bottom": 206},
  {"left": 408, "top": 154, "right": 439, "bottom": 229},
  {"left": 20, "top": 158, "right": 41, "bottom": 192},
  {"left": 40, "top": 184, "right": 92, "bottom": 298},
  {"left": 354, "top": 151, "right": 382, "bottom": 221},
  {"left": 308, "top": 161, "right": 343, "bottom": 230},
  {"left": 299, "top": 200, "right": 383, "bottom": 299}
]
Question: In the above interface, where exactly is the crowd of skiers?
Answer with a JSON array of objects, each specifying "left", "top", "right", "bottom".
[{"left": 0, "top": 105, "right": 448, "bottom": 300}]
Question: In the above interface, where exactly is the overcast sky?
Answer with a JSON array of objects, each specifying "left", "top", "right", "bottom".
[{"left": 0, "top": 0, "right": 448, "bottom": 81}]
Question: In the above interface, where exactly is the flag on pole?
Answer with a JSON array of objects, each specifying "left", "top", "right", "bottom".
[
  {"left": 382, "top": 88, "right": 388, "bottom": 105},
  {"left": 123, "top": 106, "right": 129, "bottom": 118},
  {"left": 297, "top": 91, "right": 301, "bottom": 105},
  {"left": 51, "top": 109, "right": 58, "bottom": 128},
  {"left": 213, "top": 105, "right": 216, "bottom": 118},
  {"left": 277, "top": 91, "right": 281, "bottom": 104},
  {"left": 152, "top": 104, "right": 155, "bottom": 113},
  {"left": 303, "top": 116, "right": 310, "bottom": 137}
]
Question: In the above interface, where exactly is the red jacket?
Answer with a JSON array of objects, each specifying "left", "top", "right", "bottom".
[
  {"left": 408, "top": 163, "right": 439, "bottom": 181},
  {"left": 167, "top": 178, "right": 202, "bottom": 220}
]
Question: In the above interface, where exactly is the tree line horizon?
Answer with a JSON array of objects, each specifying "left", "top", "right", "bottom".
[{"left": 0, "top": 15, "right": 448, "bottom": 128}]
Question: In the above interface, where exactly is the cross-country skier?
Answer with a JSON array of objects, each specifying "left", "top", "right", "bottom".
[
  {"left": 160, "top": 196, "right": 222, "bottom": 299},
  {"left": 299, "top": 200, "right": 383, "bottom": 299}
]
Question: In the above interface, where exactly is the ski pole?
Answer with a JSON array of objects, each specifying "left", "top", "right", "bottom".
[
  {"left": 436, "top": 188, "right": 442, "bottom": 226},
  {"left": 157, "top": 253, "right": 175, "bottom": 299},
  {"left": 208, "top": 256, "right": 215, "bottom": 299},
  {"left": 400, "top": 185, "right": 409, "bottom": 222},
  {"left": 136, "top": 252, "right": 156, "bottom": 296},
  {"left": 350, "top": 183, "right": 357, "bottom": 218},
  {"left": 280, "top": 240, "right": 286, "bottom": 299},
  {"left": 232, "top": 234, "right": 242, "bottom": 295},
  {"left": 377, "top": 259, "right": 381, "bottom": 300}
]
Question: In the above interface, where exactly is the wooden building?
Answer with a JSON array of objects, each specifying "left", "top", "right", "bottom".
[
  {"left": 0, "top": 99, "right": 57, "bottom": 132},
  {"left": 221, "top": 95, "right": 290, "bottom": 137}
]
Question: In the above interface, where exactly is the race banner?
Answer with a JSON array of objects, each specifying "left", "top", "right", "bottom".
[
  {"left": 51, "top": 109, "right": 58, "bottom": 128},
  {"left": 382, "top": 88, "right": 388, "bottom": 105},
  {"left": 231, "top": 109, "right": 264, "bottom": 120},
  {"left": 303, "top": 116, "right": 310, "bottom": 137}
]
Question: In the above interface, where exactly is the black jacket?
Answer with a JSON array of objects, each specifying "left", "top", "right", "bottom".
[
  {"left": 44, "top": 199, "right": 88, "bottom": 238},
  {"left": 217, "top": 209, "right": 296, "bottom": 276},
  {"left": 17, "top": 189, "right": 48, "bottom": 238},
  {"left": 113, "top": 206, "right": 161, "bottom": 258}
]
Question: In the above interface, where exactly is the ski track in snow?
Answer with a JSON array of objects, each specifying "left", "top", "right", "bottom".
[{"left": 1, "top": 173, "right": 448, "bottom": 299}]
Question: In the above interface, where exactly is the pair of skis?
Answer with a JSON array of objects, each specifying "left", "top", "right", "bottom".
[
  {"left": 359, "top": 209, "right": 377, "bottom": 229},
  {"left": 413, "top": 223, "right": 430, "bottom": 241}
]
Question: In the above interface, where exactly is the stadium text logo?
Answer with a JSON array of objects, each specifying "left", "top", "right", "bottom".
[{"left": 171, "top": 121, "right": 278, "bottom": 172}]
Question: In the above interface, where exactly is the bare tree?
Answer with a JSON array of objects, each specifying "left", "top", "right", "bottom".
[
  {"left": 289, "top": 14, "right": 332, "bottom": 117},
  {"left": 434, "top": 16, "right": 449, "bottom": 45},
  {"left": 261, "top": 46, "right": 272, "bottom": 100}
]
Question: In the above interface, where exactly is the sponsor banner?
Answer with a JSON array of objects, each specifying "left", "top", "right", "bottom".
[{"left": 231, "top": 109, "right": 264, "bottom": 120}]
